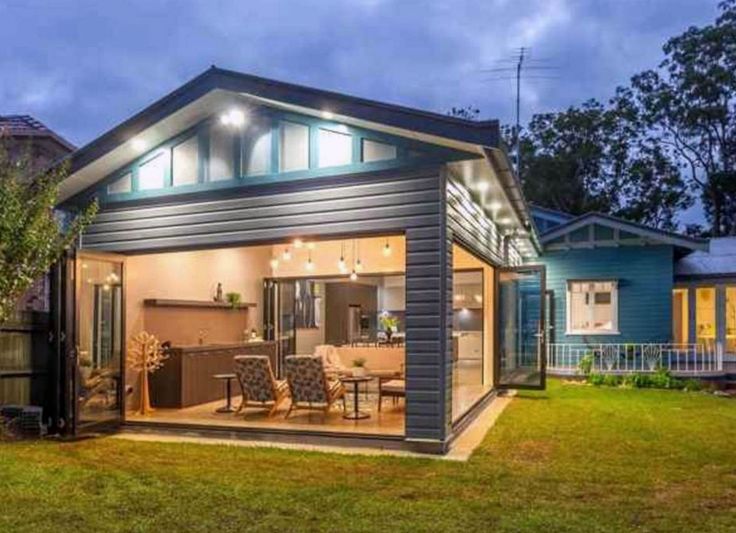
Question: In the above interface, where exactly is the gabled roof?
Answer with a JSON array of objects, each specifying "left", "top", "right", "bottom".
[
  {"left": 530, "top": 204, "right": 574, "bottom": 226},
  {"left": 676, "top": 237, "right": 736, "bottom": 277},
  {"left": 67, "top": 66, "right": 499, "bottom": 177},
  {"left": 539, "top": 212, "right": 707, "bottom": 252},
  {"left": 0, "top": 114, "right": 75, "bottom": 152}
]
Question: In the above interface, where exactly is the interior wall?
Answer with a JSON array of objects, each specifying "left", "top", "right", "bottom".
[{"left": 125, "top": 245, "right": 272, "bottom": 345}]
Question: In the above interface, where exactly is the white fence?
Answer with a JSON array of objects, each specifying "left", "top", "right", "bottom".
[{"left": 547, "top": 343, "right": 723, "bottom": 376}]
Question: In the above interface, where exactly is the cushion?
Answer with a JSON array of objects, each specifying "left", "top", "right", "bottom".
[{"left": 381, "top": 380, "right": 405, "bottom": 394}]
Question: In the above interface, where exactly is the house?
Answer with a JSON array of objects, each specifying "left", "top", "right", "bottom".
[
  {"left": 45, "top": 66, "right": 543, "bottom": 453},
  {"left": 532, "top": 206, "right": 730, "bottom": 378}
]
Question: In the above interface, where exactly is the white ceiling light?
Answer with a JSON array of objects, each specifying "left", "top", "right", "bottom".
[
  {"left": 476, "top": 180, "right": 490, "bottom": 193},
  {"left": 488, "top": 201, "right": 502, "bottom": 212},
  {"left": 131, "top": 138, "right": 147, "bottom": 153},
  {"left": 322, "top": 110, "right": 334, "bottom": 120},
  {"left": 220, "top": 108, "right": 246, "bottom": 127},
  {"left": 498, "top": 216, "right": 512, "bottom": 225}
]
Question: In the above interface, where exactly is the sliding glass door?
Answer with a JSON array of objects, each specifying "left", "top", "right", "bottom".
[{"left": 496, "top": 265, "right": 546, "bottom": 389}]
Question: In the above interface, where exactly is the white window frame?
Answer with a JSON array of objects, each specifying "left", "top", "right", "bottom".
[{"left": 566, "top": 280, "right": 619, "bottom": 335}]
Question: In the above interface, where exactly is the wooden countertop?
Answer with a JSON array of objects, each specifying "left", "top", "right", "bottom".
[{"left": 169, "top": 340, "right": 276, "bottom": 353}]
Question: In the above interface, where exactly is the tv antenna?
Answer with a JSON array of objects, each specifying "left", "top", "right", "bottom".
[{"left": 480, "top": 47, "right": 559, "bottom": 173}]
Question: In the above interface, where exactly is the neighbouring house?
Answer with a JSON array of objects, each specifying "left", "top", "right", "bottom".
[
  {"left": 4, "top": 68, "right": 731, "bottom": 453},
  {"left": 0, "top": 115, "right": 75, "bottom": 408}
]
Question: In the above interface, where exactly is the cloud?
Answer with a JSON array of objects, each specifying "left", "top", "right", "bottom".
[{"left": 0, "top": 0, "right": 718, "bottom": 148}]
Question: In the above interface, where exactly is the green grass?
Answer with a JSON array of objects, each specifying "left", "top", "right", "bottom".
[{"left": 1, "top": 380, "right": 735, "bottom": 532}]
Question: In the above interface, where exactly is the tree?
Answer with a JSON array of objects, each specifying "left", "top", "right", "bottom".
[
  {"left": 0, "top": 138, "right": 97, "bottom": 324},
  {"left": 447, "top": 106, "right": 480, "bottom": 121},
  {"left": 618, "top": 0, "right": 736, "bottom": 235},
  {"left": 516, "top": 100, "right": 691, "bottom": 229}
]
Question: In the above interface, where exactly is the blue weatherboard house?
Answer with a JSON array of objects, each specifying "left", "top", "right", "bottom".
[{"left": 1, "top": 67, "right": 731, "bottom": 453}]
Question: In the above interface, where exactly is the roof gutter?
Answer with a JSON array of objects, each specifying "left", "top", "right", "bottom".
[{"left": 482, "top": 146, "right": 542, "bottom": 254}]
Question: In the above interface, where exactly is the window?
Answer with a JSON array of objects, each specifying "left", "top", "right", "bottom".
[
  {"left": 243, "top": 125, "right": 271, "bottom": 176},
  {"left": 137, "top": 153, "right": 166, "bottom": 191},
  {"left": 727, "top": 287, "right": 736, "bottom": 353},
  {"left": 279, "top": 121, "right": 309, "bottom": 172},
  {"left": 567, "top": 280, "right": 618, "bottom": 334},
  {"left": 172, "top": 136, "right": 199, "bottom": 186},
  {"left": 318, "top": 128, "right": 352, "bottom": 167},
  {"left": 209, "top": 125, "right": 235, "bottom": 181},
  {"left": 696, "top": 287, "right": 716, "bottom": 347},
  {"left": 362, "top": 139, "right": 397, "bottom": 162},
  {"left": 107, "top": 172, "right": 132, "bottom": 195},
  {"left": 672, "top": 288, "right": 689, "bottom": 344}
]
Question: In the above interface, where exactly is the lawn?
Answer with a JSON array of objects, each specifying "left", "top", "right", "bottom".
[{"left": 1, "top": 380, "right": 734, "bottom": 532}]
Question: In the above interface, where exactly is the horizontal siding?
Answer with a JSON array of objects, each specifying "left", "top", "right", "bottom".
[
  {"left": 540, "top": 245, "right": 674, "bottom": 344},
  {"left": 82, "top": 167, "right": 448, "bottom": 442}
]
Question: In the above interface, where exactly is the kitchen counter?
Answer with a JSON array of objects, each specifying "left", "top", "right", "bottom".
[{"left": 149, "top": 341, "right": 277, "bottom": 408}]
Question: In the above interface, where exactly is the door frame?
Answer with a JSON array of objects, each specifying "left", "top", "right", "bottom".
[
  {"left": 494, "top": 263, "right": 547, "bottom": 391},
  {"left": 67, "top": 249, "right": 127, "bottom": 435}
]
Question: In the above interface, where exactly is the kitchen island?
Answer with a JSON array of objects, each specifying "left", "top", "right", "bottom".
[{"left": 149, "top": 341, "right": 277, "bottom": 408}]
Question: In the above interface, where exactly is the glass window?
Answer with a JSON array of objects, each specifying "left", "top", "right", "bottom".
[
  {"left": 280, "top": 121, "right": 309, "bottom": 172},
  {"left": 567, "top": 280, "right": 618, "bottom": 334},
  {"left": 318, "top": 128, "right": 352, "bottom": 167},
  {"left": 727, "top": 287, "right": 736, "bottom": 353},
  {"left": 243, "top": 126, "right": 271, "bottom": 176},
  {"left": 362, "top": 139, "right": 397, "bottom": 162},
  {"left": 137, "top": 153, "right": 166, "bottom": 191},
  {"left": 695, "top": 287, "right": 716, "bottom": 347},
  {"left": 172, "top": 136, "right": 199, "bottom": 187},
  {"left": 107, "top": 172, "right": 132, "bottom": 195},
  {"left": 672, "top": 288, "right": 689, "bottom": 344},
  {"left": 209, "top": 125, "right": 235, "bottom": 182}
]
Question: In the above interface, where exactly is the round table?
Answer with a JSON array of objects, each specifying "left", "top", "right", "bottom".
[
  {"left": 213, "top": 373, "right": 237, "bottom": 413},
  {"left": 340, "top": 376, "right": 373, "bottom": 420}
]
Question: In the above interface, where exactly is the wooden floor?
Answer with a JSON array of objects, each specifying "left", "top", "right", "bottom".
[{"left": 128, "top": 361, "right": 488, "bottom": 436}]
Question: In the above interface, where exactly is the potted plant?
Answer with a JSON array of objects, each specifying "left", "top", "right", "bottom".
[
  {"left": 79, "top": 354, "right": 93, "bottom": 382},
  {"left": 379, "top": 314, "right": 399, "bottom": 342},
  {"left": 351, "top": 357, "right": 367, "bottom": 377},
  {"left": 225, "top": 292, "right": 242, "bottom": 309}
]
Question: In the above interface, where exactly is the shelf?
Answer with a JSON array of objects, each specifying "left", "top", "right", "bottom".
[{"left": 143, "top": 299, "right": 257, "bottom": 310}]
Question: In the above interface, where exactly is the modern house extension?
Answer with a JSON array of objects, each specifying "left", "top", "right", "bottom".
[{"left": 45, "top": 67, "right": 545, "bottom": 453}]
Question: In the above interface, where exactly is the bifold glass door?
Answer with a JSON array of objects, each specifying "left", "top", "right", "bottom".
[
  {"left": 74, "top": 252, "right": 125, "bottom": 430},
  {"left": 497, "top": 265, "right": 546, "bottom": 389},
  {"left": 263, "top": 279, "right": 296, "bottom": 377}
]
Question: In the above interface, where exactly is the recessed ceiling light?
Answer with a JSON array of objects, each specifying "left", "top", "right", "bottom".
[
  {"left": 322, "top": 111, "right": 334, "bottom": 120},
  {"left": 488, "top": 201, "right": 502, "bottom": 212},
  {"left": 476, "top": 181, "right": 490, "bottom": 193},
  {"left": 131, "top": 138, "right": 147, "bottom": 152},
  {"left": 498, "top": 217, "right": 512, "bottom": 225},
  {"left": 220, "top": 108, "right": 246, "bottom": 127}
]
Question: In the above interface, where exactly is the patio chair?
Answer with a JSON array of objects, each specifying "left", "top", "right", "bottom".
[
  {"left": 378, "top": 378, "right": 405, "bottom": 411},
  {"left": 283, "top": 355, "right": 346, "bottom": 418},
  {"left": 233, "top": 355, "right": 290, "bottom": 417}
]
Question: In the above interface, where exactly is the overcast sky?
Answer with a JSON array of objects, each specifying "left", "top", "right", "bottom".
[{"left": 0, "top": 0, "right": 719, "bottom": 224}]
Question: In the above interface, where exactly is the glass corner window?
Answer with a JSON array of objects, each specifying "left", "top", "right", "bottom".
[
  {"left": 209, "top": 124, "right": 235, "bottom": 182},
  {"left": 243, "top": 123, "right": 272, "bottom": 177},
  {"left": 695, "top": 287, "right": 716, "bottom": 347},
  {"left": 279, "top": 121, "right": 309, "bottom": 172},
  {"left": 362, "top": 139, "right": 397, "bottom": 163},
  {"left": 566, "top": 280, "right": 618, "bottom": 335},
  {"left": 137, "top": 153, "right": 166, "bottom": 191},
  {"left": 672, "top": 288, "right": 689, "bottom": 344},
  {"left": 172, "top": 136, "right": 199, "bottom": 187},
  {"left": 107, "top": 172, "right": 132, "bottom": 195},
  {"left": 318, "top": 128, "right": 352, "bottom": 168}
]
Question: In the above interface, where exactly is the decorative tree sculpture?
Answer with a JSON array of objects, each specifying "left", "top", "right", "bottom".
[{"left": 128, "top": 331, "right": 168, "bottom": 415}]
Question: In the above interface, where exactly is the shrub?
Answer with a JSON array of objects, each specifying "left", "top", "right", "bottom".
[
  {"left": 682, "top": 378, "right": 704, "bottom": 391},
  {"left": 578, "top": 353, "right": 594, "bottom": 376},
  {"left": 588, "top": 373, "right": 606, "bottom": 386},
  {"left": 603, "top": 374, "right": 622, "bottom": 387}
]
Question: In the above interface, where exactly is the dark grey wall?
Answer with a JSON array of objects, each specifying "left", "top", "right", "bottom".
[{"left": 81, "top": 167, "right": 450, "bottom": 443}]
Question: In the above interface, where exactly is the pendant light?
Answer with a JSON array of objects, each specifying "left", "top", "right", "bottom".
[
  {"left": 270, "top": 257, "right": 279, "bottom": 270},
  {"left": 282, "top": 247, "right": 292, "bottom": 261},
  {"left": 338, "top": 242, "right": 347, "bottom": 271},
  {"left": 305, "top": 250, "right": 315, "bottom": 271},
  {"left": 294, "top": 238, "right": 303, "bottom": 249},
  {"left": 355, "top": 239, "right": 363, "bottom": 271},
  {"left": 383, "top": 237, "right": 392, "bottom": 257}
]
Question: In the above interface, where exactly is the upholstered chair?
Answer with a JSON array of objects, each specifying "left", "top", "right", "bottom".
[
  {"left": 283, "top": 355, "right": 346, "bottom": 418},
  {"left": 234, "top": 355, "right": 289, "bottom": 417}
]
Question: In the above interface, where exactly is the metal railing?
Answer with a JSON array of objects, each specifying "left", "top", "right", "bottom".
[{"left": 547, "top": 343, "right": 724, "bottom": 376}]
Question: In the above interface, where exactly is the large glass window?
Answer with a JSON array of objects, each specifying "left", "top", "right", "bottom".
[
  {"left": 209, "top": 125, "right": 235, "bottom": 182},
  {"left": 362, "top": 139, "right": 397, "bottom": 162},
  {"left": 172, "top": 136, "right": 199, "bottom": 187},
  {"left": 243, "top": 125, "right": 271, "bottom": 176},
  {"left": 108, "top": 172, "right": 132, "bottom": 195},
  {"left": 696, "top": 287, "right": 716, "bottom": 347},
  {"left": 280, "top": 121, "right": 309, "bottom": 172},
  {"left": 318, "top": 128, "right": 352, "bottom": 168},
  {"left": 137, "top": 153, "right": 166, "bottom": 191},
  {"left": 726, "top": 287, "right": 736, "bottom": 353},
  {"left": 672, "top": 288, "right": 689, "bottom": 344},
  {"left": 567, "top": 280, "right": 618, "bottom": 334}
]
